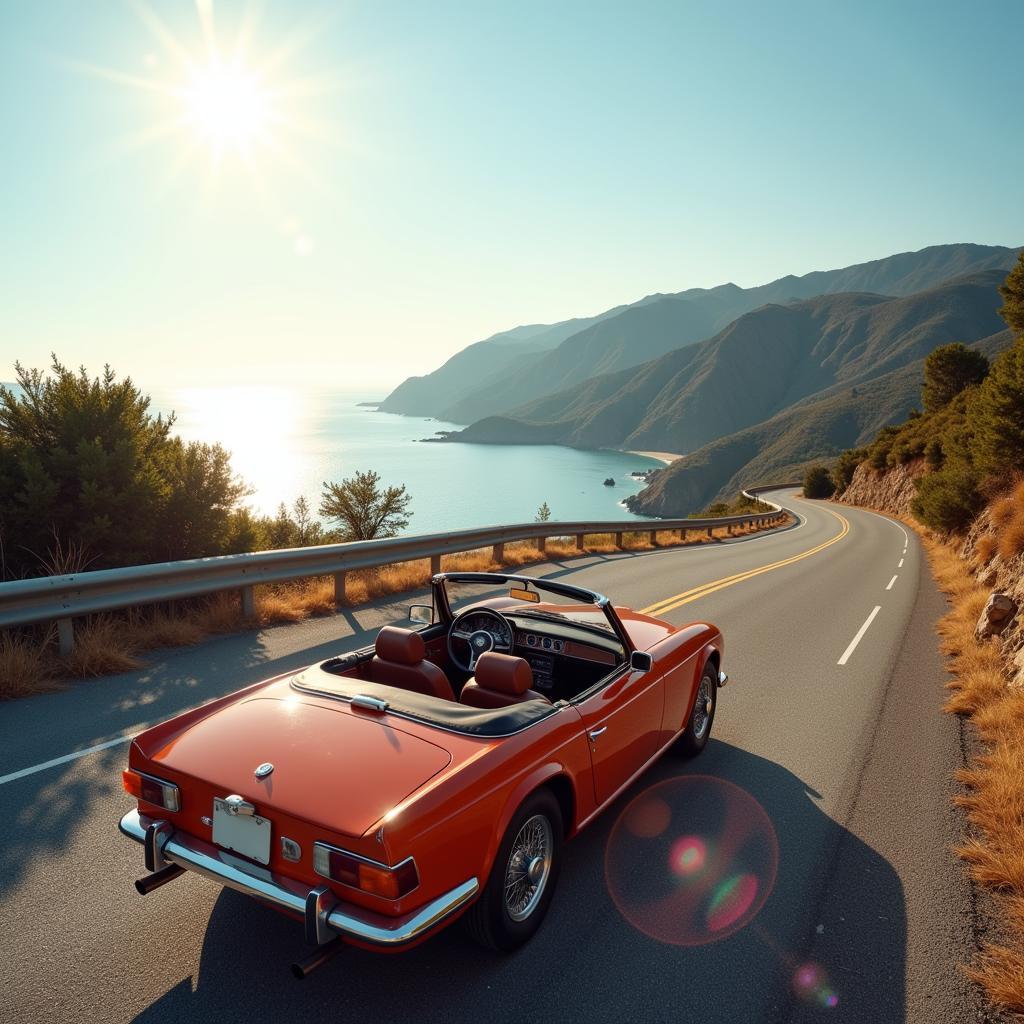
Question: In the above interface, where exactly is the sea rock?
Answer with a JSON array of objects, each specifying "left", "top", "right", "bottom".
[{"left": 975, "top": 593, "right": 1018, "bottom": 642}]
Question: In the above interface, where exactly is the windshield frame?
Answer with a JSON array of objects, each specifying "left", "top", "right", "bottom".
[{"left": 432, "top": 571, "right": 635, "bottom": 653}]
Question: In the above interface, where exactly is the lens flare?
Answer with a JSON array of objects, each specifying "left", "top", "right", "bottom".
[
  {"left": 706, "top": 872, "right": 759, "bottom": 933},
  {"left": 625, "top": 795, "right": 672, "bottom": 839},
  {"left": 669, "top": 836, "right": 707, "bottom": 877},
  {"left": 793, "top": 963, "right": 839, "bottom": 1009},
  {"left": 605, "top": 775, "right": 778, "bottom": 946}
]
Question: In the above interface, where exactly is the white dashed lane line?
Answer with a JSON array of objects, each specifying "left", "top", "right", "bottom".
[
  {"left": 898, "top": 558, "right": 905, "bottom": 568},
  {"left": 838, "top": 605, "right": 882, "bottom": 666},
  {"left": 886, "top": 575, "right": 898, "bottom": 591},
  {"left": 0, "top": 735, "right": 132, "bottom": 787}
]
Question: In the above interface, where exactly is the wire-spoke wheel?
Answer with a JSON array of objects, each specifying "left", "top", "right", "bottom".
[
  {"left": 465, "top": 789, "right": 563, "bottom": 951},
  {"left": 676, "top": 662, "right": 717, "bottom": 758},
  {"left": 503, "top": 814, "right": 553, "bottom": 922}
]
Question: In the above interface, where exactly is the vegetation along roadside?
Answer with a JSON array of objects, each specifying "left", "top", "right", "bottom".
[{"left": 810, "top": 252, "right": 1024, "bottom": 1013}]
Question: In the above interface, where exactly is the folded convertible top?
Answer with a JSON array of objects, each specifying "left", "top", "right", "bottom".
[{"left": 291, "top": 661, "right": 560, "bottom": 737}]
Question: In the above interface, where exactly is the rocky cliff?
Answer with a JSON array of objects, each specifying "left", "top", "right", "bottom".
[
  {"left": 835, "top": 458, "right": 927, "bottom": 518},
  {"left": 961, "top": 503, "right": 1024, "bottom": 689}
]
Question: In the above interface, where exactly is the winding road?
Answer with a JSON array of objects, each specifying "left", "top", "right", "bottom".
[{"left": 0, "top": 491, "right": 981, "bottom": 1023}]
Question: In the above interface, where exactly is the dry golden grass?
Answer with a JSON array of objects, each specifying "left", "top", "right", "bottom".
[
  {"left": 1, "top": 514, "right": 788, "bottom": 698},
  {"left": 992, "top": 496, "right": 1017, "bottom": 528},
  {"left": 918, "top": 527, "right": 1024, "bottom": 1013},
  {"left": 61, "top": 616, "right": 144, "bottom": 678},
  {"left": 998, "top": 514, "right": 1024, "bottom": 562},
  {"left": 128, "top": 607, "right": 207, "bottom": 648},
  {"left": 0, "top": 631, "right": 59, "bottom": 699},
  {"left": 976, "top": 533, "right": 997, "bottom": 563}
]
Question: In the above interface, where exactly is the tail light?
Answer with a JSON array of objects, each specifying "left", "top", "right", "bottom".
[
  {"left": 122, "top": 769, "right": 181, "bottom": 812},
  {"left": 313, "top": 842, "right": 419, "bottom": 900}
]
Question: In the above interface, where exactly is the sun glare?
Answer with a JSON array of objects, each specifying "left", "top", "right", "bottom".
[
  {"left": 75, "top": 0, "right": 346, "bottom": 204},
  {"left": 183, "top": 60, "right": 271, "bottom": 155}
]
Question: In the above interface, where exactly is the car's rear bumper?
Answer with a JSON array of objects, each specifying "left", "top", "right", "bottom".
[{"left": 119, "top": 809, "right": 478, "bottom": 948}]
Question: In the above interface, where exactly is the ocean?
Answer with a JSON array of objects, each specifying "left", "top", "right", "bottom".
[{"left": 149, "top": 386, "right": 661, "bottom": 534}]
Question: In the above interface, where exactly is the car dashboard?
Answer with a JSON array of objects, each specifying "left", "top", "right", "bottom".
[{"left": 507, "top": 614, "right": 622, "bottom": 702}]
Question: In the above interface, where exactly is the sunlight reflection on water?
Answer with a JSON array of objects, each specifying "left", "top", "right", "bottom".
[{"left": 150, "top": 386, "right": 662, "bottom": 533}]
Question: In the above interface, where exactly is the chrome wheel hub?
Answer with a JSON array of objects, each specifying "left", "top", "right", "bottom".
[{"left": 504, "top": 814, "right": 553, "bottom": 922}]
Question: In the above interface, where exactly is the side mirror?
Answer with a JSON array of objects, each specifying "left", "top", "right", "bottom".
[
  {"left": 629, "top": 650, "right": 653, "bottom": 673},
  {"left": 408, "top": 604, "right": 433, "bottom": 625}
]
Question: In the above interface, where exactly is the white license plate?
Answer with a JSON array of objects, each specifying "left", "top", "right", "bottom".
[{"left": 212, "top": 799, "right": 272, "bottom": 865}]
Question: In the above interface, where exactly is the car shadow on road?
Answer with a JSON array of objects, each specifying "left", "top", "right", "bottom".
[{"left": 130, "top": 741, "right": 906, "bottom": 1024}]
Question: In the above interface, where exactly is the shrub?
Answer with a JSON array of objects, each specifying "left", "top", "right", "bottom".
[
  {"left": 832, "top": 448, "right": 866, "bottom": 492},
  {"left": 922, "top": 343, "right": 990, "bottom": 413},
  {"left": 999, "top": 250, "right": 1024, "bottom": 337},
  {"left": 0, "top": 359, "right": 249, "bottom": 575},
  {"left": 911, "top": 462, "right": 983, "bottom": 532},
  {"left": 803, "top": 465, "right": 836, "bottom": 499},
  {"left": 925, "top": 438, "right": 944, "bottom": 469},
  {"left": 970, "top": 343, "right": 1024, "bottom": 478}
]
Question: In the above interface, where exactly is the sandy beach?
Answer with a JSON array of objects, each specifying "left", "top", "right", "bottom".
[{"left": 627, "top": 450, "right": 684, "bottom": 464}]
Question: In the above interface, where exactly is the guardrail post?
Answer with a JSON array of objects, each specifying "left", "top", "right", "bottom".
[
  {"left": 333, "top": 572, "right": 347, "bottom": 606},
  {"left": 615, "top": 532, "right": 624, "bottom": 548},
  {"left": 492, "top": 542, "right": 504, "bottom": 564},
  {"left": 706, "top": 527, "right": 713, "bottom": 539},
  {"left": 57, "top": 617, "right": 74, "bottom": 656},
  {"left": 537, "top": 537, "right": 547, "bottom": 554},
  {"left": 649, "top": 530, "right": 658, "bottom": 547},
  {"left": 576, "top": 533, "right": 585, "bottom": 550},
  {"left": 430, "top": 554, "right": 442, "bottom": 576},
  {"left": 240, "top": 585, "right": 256, "bottom": 618}
]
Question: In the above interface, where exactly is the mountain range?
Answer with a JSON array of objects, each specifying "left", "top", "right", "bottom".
[{"left": 381, "top": 243, "right": 1022, "bottom": 515}]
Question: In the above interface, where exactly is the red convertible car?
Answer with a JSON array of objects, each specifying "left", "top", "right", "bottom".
[{"left": 119, "top": 572, "right": 726, "bottom": 975}]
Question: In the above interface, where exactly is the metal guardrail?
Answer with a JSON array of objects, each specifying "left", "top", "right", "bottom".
[{"left": 0, "top": 483, "right": 799, "bottom": 653}]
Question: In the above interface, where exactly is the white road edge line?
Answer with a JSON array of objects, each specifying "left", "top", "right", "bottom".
[
  {"left": 838, "top": 606, "right": 882, "bottom": 666},
  {"left": 886, "top": 575, "right": 898, "bottom": 591},
  {"left": 0, "top": 735, "right": 132, "bottom": 787}
]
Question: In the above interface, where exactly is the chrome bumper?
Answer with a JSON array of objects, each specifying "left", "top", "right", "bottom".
[{"left": 119, "top": 809, "right": 478, "bottom": 948}]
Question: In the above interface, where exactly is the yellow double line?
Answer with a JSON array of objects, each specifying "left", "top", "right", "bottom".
[{"left": 639, "top": 507, "right": 850, "bottom": 618}]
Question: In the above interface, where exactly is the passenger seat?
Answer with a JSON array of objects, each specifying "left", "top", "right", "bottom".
[{"left": 460, "top": 652, "right": 550, "bottom": 708}]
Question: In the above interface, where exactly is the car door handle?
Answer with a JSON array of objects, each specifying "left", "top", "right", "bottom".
[{"left": 588, "top": 726, "right": 608, "bottom": 741}]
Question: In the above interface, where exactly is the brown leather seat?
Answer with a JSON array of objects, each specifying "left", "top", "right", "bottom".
[
  {"left": 367, "top": 627, "right": 455, "bottom": 702},
  {"left": 460, "top": 652, "right": 551, "bottom": 709}
]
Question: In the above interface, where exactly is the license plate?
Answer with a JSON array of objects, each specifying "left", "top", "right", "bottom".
[{"left": 212, "top": 798, "right": 272, "bottom": 865}]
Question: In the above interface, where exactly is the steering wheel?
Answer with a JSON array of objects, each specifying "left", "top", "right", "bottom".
[{"left": 448, "top": 608, "right": 515, "bottom": 672}]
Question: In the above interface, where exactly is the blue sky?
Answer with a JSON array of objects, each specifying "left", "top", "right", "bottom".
[{"left": 1, "top": 0, "right": 1022, "bottom": 389}]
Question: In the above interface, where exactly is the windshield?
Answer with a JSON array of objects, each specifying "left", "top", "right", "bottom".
[{"left": 442, "top": 578, "right": 616, "bottom": 635}]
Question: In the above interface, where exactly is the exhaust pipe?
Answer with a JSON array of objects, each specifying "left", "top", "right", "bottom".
[
  {"left": 291, "top": 936, "right": 344, "bottom": 980},
  {"left": 135, "top": 863, "right": 185, "bottom": 895}
]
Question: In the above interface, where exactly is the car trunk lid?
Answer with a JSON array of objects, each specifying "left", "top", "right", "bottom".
[{"left": 148, "top": 696, "right": 452, "bottom": 838}]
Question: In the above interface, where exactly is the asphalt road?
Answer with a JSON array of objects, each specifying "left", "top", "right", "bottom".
[{"left": 0, "top": 491, "right": 981, "bottom": 1023}]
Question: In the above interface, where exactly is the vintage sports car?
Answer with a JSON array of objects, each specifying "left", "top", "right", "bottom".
[{"left": 119, "top": 572, "right": 727, "bottom": 976}]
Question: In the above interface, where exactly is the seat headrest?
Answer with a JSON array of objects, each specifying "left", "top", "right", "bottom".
[
  {"left": 475, "top": 652, "right": 533, "bottom": 696},
  {"left": 375, "top": 626, "right": 425, "bottom": 666}
]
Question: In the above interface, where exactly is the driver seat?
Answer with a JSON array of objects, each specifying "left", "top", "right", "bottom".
[
  {"left": 368, "top": 627, "right": 455, "bottom": 702},
  {"left": 460, "top": 652, "right": 551, "bottom": 709}
]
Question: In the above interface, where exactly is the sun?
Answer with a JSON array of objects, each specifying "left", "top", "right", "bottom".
[
  {"left": 73, "top": 0, "right": 348, "bottom": 196},
  {"left": 182, "top": 59, "right": 272, "bottom": 156}
]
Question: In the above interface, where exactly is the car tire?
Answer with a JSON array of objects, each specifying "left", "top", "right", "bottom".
[
  {"left": 675, "top": 661, "right": 717, "bottom": 758},
  {"left": 464, "top": 788, "right": 563, "bottom": 951}
]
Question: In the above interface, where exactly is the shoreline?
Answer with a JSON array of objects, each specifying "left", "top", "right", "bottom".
[{"left": 624, "top": 449, "right": 683, "bottom": 465}]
